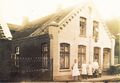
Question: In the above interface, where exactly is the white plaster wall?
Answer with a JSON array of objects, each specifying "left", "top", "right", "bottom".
[{"left": 51, "top": 4, "right": 115, "bottom": 78}]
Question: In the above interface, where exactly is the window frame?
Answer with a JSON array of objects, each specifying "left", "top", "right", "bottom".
[
  {"left": 60, "top": 43, "right": 70, "bottom": 69},
  {"left": 15, "top": 46, "right": 20, "bottom": 55},
  {"left": 41, "top": 43, "right": 49, "bottom": 69},
  {"left": 80, "top": 17, "right": 87, "bottom": 36},
  {"left": 93, "top": 47, "right": 100, "bottom": 64},
  {"left": 78, "top": 45, "right": 86, "bottom": 68}
]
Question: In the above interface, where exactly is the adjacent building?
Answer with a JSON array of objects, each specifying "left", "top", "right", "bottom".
[{"left": 0, "top": 19, "right": 12, "bottom": 40}]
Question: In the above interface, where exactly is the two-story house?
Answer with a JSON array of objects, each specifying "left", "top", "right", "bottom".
[{"left": 9, "top": 1, "right": 115, "bottom": 81}]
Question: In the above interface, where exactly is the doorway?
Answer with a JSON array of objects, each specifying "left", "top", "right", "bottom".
[{"left": 103, "top": 48, "right": 111, "bottom": 69}]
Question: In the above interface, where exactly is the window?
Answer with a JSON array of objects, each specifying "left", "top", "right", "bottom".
[
  {"left": 41, "top": 43, "right": 49, "bottom": 69},
  {"left": 94, "top": 47, "right": 100, "bottom": 64},
  {"left": 15, "top": 46, "right": 20, "bottom": 55},
  {"left": 78, "top": 45, "right": 86, "bottom": 68},
  {"left": 13, "top": 46, "right": 20, "bottom": 68},
  {"left": 60, "top": 43, "right": 70, "bottom": 69},
  {"left": 80, "top": 17, "right": 86, "bottom": 36},
  {"left": 93, "top": 21, "right": 99, "bottom": 42}
]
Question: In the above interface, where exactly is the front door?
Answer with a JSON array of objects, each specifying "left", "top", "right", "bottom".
[{"left": 103, "top": 48, "right": 111, "bottom": 69}]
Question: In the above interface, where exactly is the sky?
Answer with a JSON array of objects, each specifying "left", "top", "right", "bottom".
[{"left": 0, "top": 0, "right": 120, "bottom": 25}]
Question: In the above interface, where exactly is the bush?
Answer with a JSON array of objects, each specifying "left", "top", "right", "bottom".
[{"left": 109, "top": 64, "right": 120, "bottom": 75}]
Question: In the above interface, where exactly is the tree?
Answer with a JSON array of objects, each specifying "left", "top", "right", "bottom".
[{"left": 106, "top": 18, "right": 120, "bottom": 64}]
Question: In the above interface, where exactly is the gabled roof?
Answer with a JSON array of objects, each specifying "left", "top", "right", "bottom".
[
  {"left": 7, "top": 23, "right": 21, "bottom": 31},
  {"left": 10, "top": 7, "right": 75, "bottom": 39}
]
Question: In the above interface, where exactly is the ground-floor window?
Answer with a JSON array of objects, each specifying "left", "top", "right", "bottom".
[
  {"left": 41, "top": 43, "right": 49, "bottom": 69},
  {"left": 94, "top": 47, "right": 100, "bottom": 64},
  {"left": 78, "top": 45, "right": 86, "bottom": 68},
  {"left": 60, "top": 43, "right": 70, "bottom": 69}
]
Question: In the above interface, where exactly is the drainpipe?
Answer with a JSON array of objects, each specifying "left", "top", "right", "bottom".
[
  {"left": 111, "top": 35, "right": 115, "bottom": 65},
  {"left": 89, "top": 35, "right": 92, "bottom": 64}
]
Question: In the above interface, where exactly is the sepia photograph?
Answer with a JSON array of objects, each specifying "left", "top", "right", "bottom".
[{"left": 0, "top": 0, "right": 120, "bottom": 82}]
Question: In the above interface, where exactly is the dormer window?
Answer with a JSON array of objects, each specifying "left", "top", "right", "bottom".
[
  {"left": 80, "top": 17, "right": 86, "bottom": 36},
  {"left": 93, "top": 21, "right": 99, "bottom": 42}
]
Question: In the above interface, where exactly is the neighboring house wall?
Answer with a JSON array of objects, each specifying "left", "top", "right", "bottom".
[
  {"left": 10, "top": 35, "right": 52, "bottom": 81},
  {"left": 0, "top": 39, "right": 12, "bottom": 80}
]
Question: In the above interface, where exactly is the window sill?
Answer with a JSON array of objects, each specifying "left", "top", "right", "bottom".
[
  {"left": 79, "top": 35, "right": 86, "bottom": 38},
  {"left": 59, "top": 69, "right": 71, "bottom": 72}
]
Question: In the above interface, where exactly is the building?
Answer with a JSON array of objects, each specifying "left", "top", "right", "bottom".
[
  {"left": 0, "top": 19, "right": 12, "bottom": 40},
  {"left": 9, "top": 1, "right": 115, "bottom": 81},
  {"left": 0, "top": 19, "right": 12, "bottom": 81}
]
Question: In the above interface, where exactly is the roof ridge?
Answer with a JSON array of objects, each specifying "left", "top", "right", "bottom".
[{"left": 29, "top": 7, "right": 75, "bottom": 37}]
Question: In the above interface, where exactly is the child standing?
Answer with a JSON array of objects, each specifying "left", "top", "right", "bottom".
[
  {"left": 87, "top": 62, "right": 93, "bottom": 78},
  {"left": 98, "top": 67, "right": 102, "bottom": 77},
  {"left": 81, "top": 61, "right": 88, "bottom": 79},
  {"left": 72, "top": 59, "right": 80, "bottom": 81}
]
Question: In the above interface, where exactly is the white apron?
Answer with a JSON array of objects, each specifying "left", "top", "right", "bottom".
[
  {"left": 81, "top": 63, "right": 88, "bottom": 75},
  {"left": 88, "top": 64, "right": 93, "bottom": 75},
  {"left": 72, "top": 63, "right": 80, "bottom": 76}
]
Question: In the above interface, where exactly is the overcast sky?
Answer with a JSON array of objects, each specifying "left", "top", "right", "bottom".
[{"left": 0, "top": 0, "right": 120, "bottom": 25}]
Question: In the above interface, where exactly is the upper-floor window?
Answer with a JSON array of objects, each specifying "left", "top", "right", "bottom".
[
  {"left": 78, "top": 45, "right": 86, "bottom": 68},
  {"left": 93, "top": 21, "right": 99, "bottom": 42},
  {"left": 60, "top": 43, "right": 70, "bottom": 69},
  {"left": 41, "top": 43, "right": 49, "bottom": 69},
  {"left": 80, "top": 17, "right": 86, "bottom": 36}
]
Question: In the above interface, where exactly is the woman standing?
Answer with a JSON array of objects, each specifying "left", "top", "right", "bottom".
[{"left": 72, "top": 59, "right": 80, "bottom": 81}]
